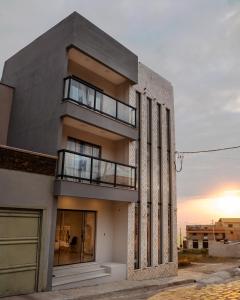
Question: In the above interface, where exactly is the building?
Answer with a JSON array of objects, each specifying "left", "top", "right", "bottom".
[
  {"left": 0, "top": 12, "right": 177, "bottom": 297},
  {"left": 185, "top": 218, "right": 240, "bottom": 250},
  {"left": 215, "top": 218, "right": 240, "bottom": 241}
]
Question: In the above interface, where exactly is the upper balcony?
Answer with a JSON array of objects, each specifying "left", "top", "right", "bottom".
[
  {"left": 60, "top": 47, "right": 138, "bottom": 141},
  {"left": 63, "top": 76, "right": 136, "bottom": 127}
]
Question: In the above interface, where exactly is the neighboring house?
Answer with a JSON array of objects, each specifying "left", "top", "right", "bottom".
[
  {"left": 185, "top": 218, "right": 240, "bottom": 250},
  {"left": 0, "top": 12, "right": 177, "bottom": 297}
]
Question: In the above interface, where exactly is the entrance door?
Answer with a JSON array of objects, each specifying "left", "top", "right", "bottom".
[{"left": 54, "top": 210, "right": 96, "bottom": 266}]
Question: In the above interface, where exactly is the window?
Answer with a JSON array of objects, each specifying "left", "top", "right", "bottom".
[
  {"left": 193, "top": 240, "right": 198, "bottom": 249},
  {"left": 203, "top": 241, "right": 208, "bottom": 249},
  {"left": 67, "top": 138, "right": 101, "bottom": 158},
  {"left": 65, "top": 138, "right": 101, "bottom": 181},
  {"left": 228, "top": 224, "right": 233, "bottom": 228}
]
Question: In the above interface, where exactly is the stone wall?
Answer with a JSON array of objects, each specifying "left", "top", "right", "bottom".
[
  {"left": 127, "top": 62, "right": 177, "bottom": 280},
  {"left": 0, "top": 146, "right": 57, "bottom": 176}
]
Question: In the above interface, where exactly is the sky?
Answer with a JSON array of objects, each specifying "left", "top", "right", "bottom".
[{"left": 1, "top": 0, "right": 240, "bottom": 234}]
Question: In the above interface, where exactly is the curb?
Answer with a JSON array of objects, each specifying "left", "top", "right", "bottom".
[{"left": 73, "top": 279, "right": 196, "bottom": 300}]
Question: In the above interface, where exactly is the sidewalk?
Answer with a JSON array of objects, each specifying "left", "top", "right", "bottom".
[
  {"left": 3, "top": 261, "right": 240, "bottom": 300},
  {"left": 2, "top": 275, "right": 195, "bottom": 300}
]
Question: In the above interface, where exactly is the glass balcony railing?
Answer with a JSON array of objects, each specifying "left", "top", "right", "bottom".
[
  {"left": 57, "top": 149, "right": 136, "bottom": 189},
  {"left": 63, "top": 76, "right": 136, "bottom": 127}
]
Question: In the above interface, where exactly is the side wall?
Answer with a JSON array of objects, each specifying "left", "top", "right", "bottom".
[
  {"left": 0, "top": 168, "right": 55, "bottom": 291},
  {"left": 209, "top": 241, "right": 240, "bottom": 258},
  {"left": 0, "top": 83, "right": 14, "bottom": 145}
]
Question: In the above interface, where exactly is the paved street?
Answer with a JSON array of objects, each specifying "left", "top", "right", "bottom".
[{"left": 149, "top": 280, "right": 240, "bottom": 300}]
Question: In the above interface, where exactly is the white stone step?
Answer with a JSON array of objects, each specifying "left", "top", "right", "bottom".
[
  {"left": 52, "top": 273, "right": 111, "bottom": 290},
  {"left": 53, "top": 262, "right": 100, "bottom": 277},
  {"left": 54, "top": 267, "right": 107, "bottom": 280}
]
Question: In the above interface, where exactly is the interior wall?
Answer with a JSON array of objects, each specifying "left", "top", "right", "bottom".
[
  {"left": 68, "top": 60, "right": 117, "bottom": 98},
  {"left": 62, "top": 125, "right": 129, "bottom": 164},
  {"left": 68, "top": 60, "right": 130, "bottom": 104}
]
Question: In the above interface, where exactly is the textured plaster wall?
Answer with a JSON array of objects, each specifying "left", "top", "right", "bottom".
[{"left": 127, "top": 63, "right": 177, "bottom": 280}]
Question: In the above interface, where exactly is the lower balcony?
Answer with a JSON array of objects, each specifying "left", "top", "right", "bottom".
[{"left": 54, "top": 150, "right": 138, "bottom": 202}]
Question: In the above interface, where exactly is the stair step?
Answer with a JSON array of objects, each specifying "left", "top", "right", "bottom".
[
  {"left": 53, "top": 264, "right": 103, "bottom": 277},
  {"left": 52, "top": 272, "right": 110, "bottom": 288},
  {"left": 53, "top": 267, "right": 107, "bottom": 279},
  {"left": 53, "top": 263, "right": 101, "bottom": 276},
  {"left": 54, "top": 262, "right": 99, "bottom": 271}
]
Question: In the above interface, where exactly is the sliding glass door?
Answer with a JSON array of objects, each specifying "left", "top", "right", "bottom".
[{"left": 54, "top": 210, "right": 96, "bottom": 266}]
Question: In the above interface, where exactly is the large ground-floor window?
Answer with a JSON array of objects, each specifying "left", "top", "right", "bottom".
[{"left": 54, "top": 209, "right": 96, "bottom": 266}]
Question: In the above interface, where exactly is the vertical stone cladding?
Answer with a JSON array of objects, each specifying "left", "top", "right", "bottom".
[
  {"left": 127, "top": 62, "right": 177, "bottom": 280},
  {"left": 161, "top": 107, "right": 170, "bottom": 263},
  {"left": 151, "top": 100, "right": 159, "bottom": 266},
  {"left": 127, "top": 85, "right": 137, "bottom": 277}
]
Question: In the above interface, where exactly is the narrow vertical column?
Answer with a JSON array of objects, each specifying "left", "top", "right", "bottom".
[
  {"left": 151, "top": 100, "right": 159, "bottom": 266},
  {"left": 127, "top": 86, "right": 138, "bottom": 277},
  {"left": 140, "top": 95, "right": 148, "bottom": 268},
  {"left": 169, "top": 105, "right": 178, "bottom": 264},
  {"left": 127, "top": 202, "right": 135, "bottom": 277},
  {"left": 161, "top": 107, "right": 169, "bottom": 263}
]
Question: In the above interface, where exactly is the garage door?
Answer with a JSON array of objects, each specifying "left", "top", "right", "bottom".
[{"left": 0, "top": 209, "right": 41, "bottom": 297}]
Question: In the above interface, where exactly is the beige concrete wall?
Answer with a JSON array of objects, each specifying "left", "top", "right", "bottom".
[
  {"left": 112, "top": 203, "right": 128, "bottom": 263},
  {"left": 57, "top": 197, "right": 128, "bottom": 264},
  {"left": 62, "top": 125, "right": 130, "bottom": 164},
  {"left": 209, "top": 241, "right": 240, "bottom": 257},
  {"left": 0, "top": 168, "right": 55, "bottom": 291},
  {"left": 0, "top": 84, "right": 14, "bottom": 145}
]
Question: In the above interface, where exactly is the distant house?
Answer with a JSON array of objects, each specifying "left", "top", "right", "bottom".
[{"left": 185, "top": 218, "right": 240, "bottom": 250}]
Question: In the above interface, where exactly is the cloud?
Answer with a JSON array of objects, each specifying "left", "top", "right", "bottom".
[{"left": 0, "top": 0, "right": 240, "bottom": 204}]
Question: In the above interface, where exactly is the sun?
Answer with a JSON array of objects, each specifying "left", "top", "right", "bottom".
[{"left": 211, "top": 190, "right": 240, "bottom": 217}]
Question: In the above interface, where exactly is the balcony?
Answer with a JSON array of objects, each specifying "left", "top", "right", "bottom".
[
  {"left": 57, "top": 149, "right": 136, "bottom": 188},
  {"left": 63, "top": 76, "right": 136, "bottom": 127},
  {"left": 54, "top": 150, "right": 138, "bottom": 203}
]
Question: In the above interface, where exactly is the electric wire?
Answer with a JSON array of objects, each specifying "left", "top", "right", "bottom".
[
  {"left": 176, "top": 144, "right": 240, "bottom": 155},
  {"left": 175, "top": 144, "right": 240, "bottom": 173}
]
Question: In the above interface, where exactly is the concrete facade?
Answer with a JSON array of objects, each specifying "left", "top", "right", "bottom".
[
  {"left": 0, "top": 83, "right": 14, "bottom": 145},
  {"left": 0, "top": 12, "right": 177, "bottom": 296}
]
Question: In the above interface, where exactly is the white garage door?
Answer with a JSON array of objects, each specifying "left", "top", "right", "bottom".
[{"left": 0, "top": 209, "right": 41, "bottom": 297}]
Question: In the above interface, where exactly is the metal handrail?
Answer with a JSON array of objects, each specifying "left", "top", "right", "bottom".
[
  {"left": 57, "top": 149, "right": 136, "bottom": 189},
  {"left": 63, "top": 76, "right": 136, "bottom": 127}
]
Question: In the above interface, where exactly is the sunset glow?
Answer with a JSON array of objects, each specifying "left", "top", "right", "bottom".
[
  {"left": 211, "top": 190, "right": 240, "bottom": 216},
  {"left": 178, "top": 189, "right": 240, "bottom": 236}
]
